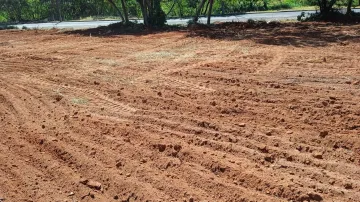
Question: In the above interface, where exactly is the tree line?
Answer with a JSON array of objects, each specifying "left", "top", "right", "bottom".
[{"left": 0, "top": 0, "right": 359, "bottom": 26}]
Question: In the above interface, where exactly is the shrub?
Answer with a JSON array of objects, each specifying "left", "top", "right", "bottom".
[{"left": 0, "top": 25, "right": 18, "bottom": 30}]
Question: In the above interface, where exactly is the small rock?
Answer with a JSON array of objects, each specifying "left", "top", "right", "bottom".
[
  {"left": 237, "top": 123, "right": 246, "bottom": 127},
  {"left": 94, "top": 81, "right": 100, "bottom": 85},
  {"left": 41, "top": 125, "right": 45, "bottom": 129},
  {"left": 86, "top": 180, "right": 102, "bottom": 190},
  {"left": 113, "top": 195, "right": 119, "bottom": 200},
  {"left": 210, "top": 101, "right": 216, "bottom": 106},
  {"left": 157, "top": 92, "right": 162, "bottom": 96},
  {"left": 189, "top": 197, "right": 194, "bottom": 202},
  {"left": 264, "top": 156, "right": 274, "bottom": 163},
  {"left": 319, "top": 131, "right": 328, "bottom": 138},
  {"left": 312, "top": 152, "right": 323, "bottom": 159},
  {"left": 68, "top": 192, "right": 75, "bottom": 196},
  {"left": 126, "top": 173, "right": 131, "bottom": 177}
]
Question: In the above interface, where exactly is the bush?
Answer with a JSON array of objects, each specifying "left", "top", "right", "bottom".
[
  {"left": 268, "top": 3, "right": 293, "bottom": 10},
  {"left": 247, "top": 18, "right": 256, "bottom": 25},
  {"left": 298, "top": 10, "right": 360, "bottom": 22},
  {"left": 0, "top": 25, "right": 18, "bottom": 30},
  {"left": 297, "top": 12, "right": 307, "bottom": 21}
]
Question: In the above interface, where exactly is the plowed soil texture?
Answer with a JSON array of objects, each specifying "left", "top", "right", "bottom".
[{"left": 0, "top": 22, "right": 360, "bottom": 202}]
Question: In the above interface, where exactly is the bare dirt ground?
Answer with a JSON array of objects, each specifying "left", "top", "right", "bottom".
[{"left": 0, "top": 22, "right": 360, "bottom": 202}]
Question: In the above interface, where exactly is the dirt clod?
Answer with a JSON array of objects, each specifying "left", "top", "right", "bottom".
[
  {"left": 319, "top": 131, "right": 329, "bottom": 138},
  {"left": 54, "top": 94, "right": 63, "bottom": 102},
  {"left": 344, "top": 183, "right": 353, "bottom": 189},
  {"left": 312, "top": 152, "right": 323, "bottom": 159},
  {"left": 158, "top": 144, "right": 166, "bottom": 152},
  {"left": 85, "top": 180, "right": 102, "bottom": 190},
  {"left": 174, "top": 144, "right": 182, "bottom": 152},
  {"left": 299, "top": 193, "right": 323, "bottom": 201},
  {"left": 265, "top": 131, "right": 272, "bottom": 136},
  {"left": 80, "top": 179, "right": 101, "bottom": 190}
]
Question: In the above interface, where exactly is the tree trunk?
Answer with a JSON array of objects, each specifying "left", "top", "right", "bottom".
[
  {"left": 178, "top": 0, "right": 184, "bottom": 18},
  {"left": 207, "top": 0, "right": 213, "bottom": 25},
  {"left": 221, "top": 0, "right": 225, "bottom": 15},
  {"left": 50, "top": 0, "right": 55, "bottom": 21},
  {"left": 193, "top": 0, "right": 207, "bottom": 23},
  {"left": 137, "top": 0, "right": 148, "bottom": 26},
  {"left": 108, "top": 0, "right": 125, "bottom": 22},
  {"left": 56, "top": 0, "right": 62, "bottom": 21},
  {"left": 318, "top": 0, "right": 337, "bottom": 15},
  {"left": 120, "top": 0, "right": 129, "bottom": 23},
  {"left": 346, "top": 0, "right": 353, "bottom": 15}
]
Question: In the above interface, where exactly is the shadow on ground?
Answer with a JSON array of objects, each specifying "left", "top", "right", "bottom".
[
  {"left": 64, "top": 22, "right": 186, "bottom": 37},
  {"left": 65, "top": 21, "right": 360, "bottom": 47},
  {"left": 187, "top": 21, "right": 360, "bottom": 47}
]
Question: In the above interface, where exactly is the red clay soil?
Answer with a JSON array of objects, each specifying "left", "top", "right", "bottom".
[{"left": 0, "top": 23, "right": 360, "bottom": 202}]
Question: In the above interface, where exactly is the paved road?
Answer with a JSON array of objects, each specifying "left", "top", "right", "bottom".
[{"left": 12, "top": 9, "right": 360, "bottom": 30}]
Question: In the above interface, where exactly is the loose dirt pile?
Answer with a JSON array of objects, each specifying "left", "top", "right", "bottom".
[{"left": 0, "top": 23, "right": 360, "bottom": 201}]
